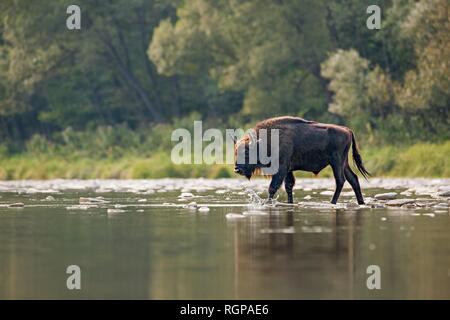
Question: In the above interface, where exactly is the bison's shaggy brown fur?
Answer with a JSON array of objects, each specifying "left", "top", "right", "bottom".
[{"left": 234, "top": 116, "right": 370, "bottom": 204}]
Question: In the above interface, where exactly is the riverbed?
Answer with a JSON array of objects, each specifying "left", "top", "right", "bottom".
[{"left": 0, "top": 178, "right": 449, "bottom": 299}]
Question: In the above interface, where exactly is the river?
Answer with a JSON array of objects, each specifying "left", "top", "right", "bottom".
[{"left": 0, "top": 178, "right": 449, "bottom": 299}]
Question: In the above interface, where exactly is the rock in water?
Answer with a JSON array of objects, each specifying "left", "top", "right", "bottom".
[
  {"left": 107, "top": 208, "right": 125, "bottom": 214},
  {"left": 198, "top": 206, "right": 210, "bottom": 212},
  {"left": 178, "top": 192, "right": 195, "bottom": 198},
  {"left": 437, "top": 190, "right": 450, "bottom": 197},
  {"left": 183, "top": 202, "right": 197, "bottom": 210},
  {"left": 8, "top": 202, "right": 24, "bottom": 208},
  {"left": 401, "top": 203, "right": 418, "bottom": 209},
  {"left": 374, "top": 192, "right": 398, "bottom": 200},
  {"left": 79, "top": 197, "right": 109, "bottom": 204},
  {"left": 225, "top": 213, "right": 245, "bottom": 220},
  {"left": 275, "top": 202, "right": 297, "bottom": 207},
  {"left": 386, "top": 199, "right": 416, "bottom": 206}
]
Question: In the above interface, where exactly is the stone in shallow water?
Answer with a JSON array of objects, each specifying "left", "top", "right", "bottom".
[
  {"left": 437, "top": 190, "right": 450, "bottom": 197},
  {"left": 386, "top": 198, "right": 415, "bottom": 206},
  {"left": 215, "top": 189, "right": 228, "bottom": 194},
  {"left": 225, "top": 213, "right": 245, "bottom": 220},
  {"left": 44, "top": 195, "right": 56, "bottom": 201},
  {"left": 8, "top": 202, "right": 24, "bottom": 208},
  {"left": 182, "top": 202, "right": 197, "bottom": 210},
  {"left": 66, "top": 205, "right": 93, "bottom": 210},
  {"left": 179, "top": 192, "right": 195, "bottom": 198},
  {"left": 319, "top": 190, "right": 334, "bottom": 196},
  {"left": 79, "top": 197, "right": 109, "bottom": 204},
  {"left": 107, "top": 208, "right": 125, "bottom": 214},
  {"left": 303, "top": 195, "right": 312, "bottom": 200},
  {"left": 401, "top": 203, "right": 419, "bottom": 209},
  {"left": 275, "top": 202, "right": 297, "bottom": 207},
  {"left": 375, "top": 192, "right": 398, "bottom": 200},
  {"left": 198, "top": 206, "right": 210, "bottom": 212}
]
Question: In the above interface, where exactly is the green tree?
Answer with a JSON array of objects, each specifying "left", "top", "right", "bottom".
[{"left": 149, "top": 0, "right": 333, "bottom": 119}]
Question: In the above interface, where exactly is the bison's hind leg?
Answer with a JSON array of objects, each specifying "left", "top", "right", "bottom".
[
  {"left": 284, "top": 172, "right": 295, "bottom": 203},
  {"left": 330, "top": 156, "right": 346, "bottom": 205},
  {"left": 344, "top": 164, "right": 364, "bottom": 204}
]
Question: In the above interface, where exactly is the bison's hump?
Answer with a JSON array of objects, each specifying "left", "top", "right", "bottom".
[{"left": 255, "top": 116, "right": 315, "bottom": 129}]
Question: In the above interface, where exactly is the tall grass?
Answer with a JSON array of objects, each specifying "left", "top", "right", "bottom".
[
  {"left": 0, "top": 122, "right": 448, "bottom": 180},
  {"left": 0, "top": 141, "right": 448, "bottom": 180}
]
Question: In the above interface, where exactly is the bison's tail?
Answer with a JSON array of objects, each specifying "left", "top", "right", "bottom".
[{"left": 350, "top": 131, "right": 371, "bottom": 180}]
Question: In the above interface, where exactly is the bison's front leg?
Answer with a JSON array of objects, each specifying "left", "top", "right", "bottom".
[
  {"left": 268, "top": 169, "right": 287, "bottom": 201},
  {"left": 284, "top": 171, "right": 295, "bottom": 203}
]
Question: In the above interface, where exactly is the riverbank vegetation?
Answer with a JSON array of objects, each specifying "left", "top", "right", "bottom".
[{"left": 0, "top": 123, "right": 448, "bottom": 179}]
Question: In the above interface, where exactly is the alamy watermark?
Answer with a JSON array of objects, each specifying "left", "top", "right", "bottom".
[
  {"left": 66, "top": 5, "right": 81, "bottom": 30},
  {"left": 366, "top": 5, "right": 381, "bottom": 30},
  {"left": 65, "top": 4, "right": 380, "bottom": 31},
  {"left": 366, "top": 265, "right": 381, "bottom": 290},
  {"left": 66, "top": 265, "right": 81, "bottom": 290}
]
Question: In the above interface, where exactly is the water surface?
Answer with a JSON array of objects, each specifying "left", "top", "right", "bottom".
[{"left": 0, "top": 178, "right": 449, "bottom": 299}]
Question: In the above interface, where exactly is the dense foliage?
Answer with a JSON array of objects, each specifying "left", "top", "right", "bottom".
[{"left": 0, "top": 0, "right": 448, "bottom": 155}]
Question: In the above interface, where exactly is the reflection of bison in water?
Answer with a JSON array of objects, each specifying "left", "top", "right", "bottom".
[{"left": 234, "top": 116, "right": 370, "bottom": 204}]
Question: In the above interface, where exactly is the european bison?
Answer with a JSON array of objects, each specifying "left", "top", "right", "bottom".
[{"left": 233, "top": 116, "right": 370, "bottom": 204}]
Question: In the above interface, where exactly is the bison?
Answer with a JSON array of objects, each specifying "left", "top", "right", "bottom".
[{"left": 233, "top": 116, "right": 370, "bottom": 204}]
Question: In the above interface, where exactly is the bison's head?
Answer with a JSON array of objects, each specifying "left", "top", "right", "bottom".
[{"left": 233, "top": 131, "right": 260, "bottom": 180}]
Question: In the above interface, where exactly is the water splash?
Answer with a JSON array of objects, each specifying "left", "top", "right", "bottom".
[{"left": 245, "top": 188, "right": 278, "bottom": 209}]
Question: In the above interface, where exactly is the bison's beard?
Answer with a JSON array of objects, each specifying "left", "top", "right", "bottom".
[
  {"left": 245, "top": 167, "right": 261, "bottom": 180},
  {"left": 249, "top": 168, "right": 273, "bottom": 180}
]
